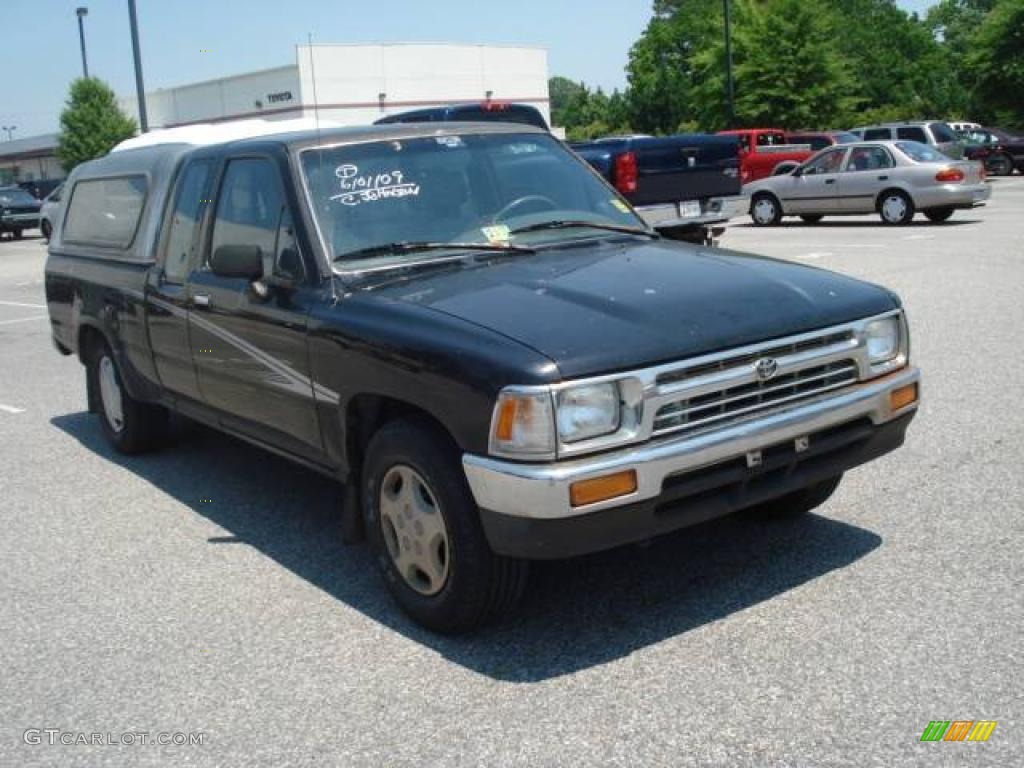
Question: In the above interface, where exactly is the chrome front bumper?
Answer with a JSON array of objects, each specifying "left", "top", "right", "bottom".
[{"left": 463, "top": 366, "right": 919, "bottom": 521}]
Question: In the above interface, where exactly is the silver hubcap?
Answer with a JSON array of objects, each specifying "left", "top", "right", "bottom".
[
  {"left": 98, "top": 356, "right": 125, "bottom": 433},
  {"left": 753, "top": 198, "right": 776, "bottom": 224},
  {"left": 379, "top": 465, "right": 450, "bottom": 596},
  {"left": 882, "top": 195, "right": 907, "bottom": 222}
]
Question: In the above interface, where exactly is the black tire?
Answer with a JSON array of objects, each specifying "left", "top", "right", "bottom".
[
  {"left": 40, "top": 220, "right": 52, "bottom": 241},
  {"left": 750, "top": 193, "right": 782, "bottom": 226},
  {"left": 878, "top": 189, "right": 915, "bottom": 225},
  {"left": 800, "top": 214, "right": 824, "bottom": 224},
  {"left": 362, "top": 419, "right": 528, "bottom": 634},
  {"left": 13, "top": 228, "right": 23, "bottom": 240},
  {"left": 985, "top": 153, "right": 1013, "bottom": 176},
  {"left": 744, "top": 475, "right": 843, "bottom": 519},
  {"left": 924, "top": 207, "right": 954, "bottom": 223},
  {"left": 86, "top": 340, "right": 167, "bottom": 454}
]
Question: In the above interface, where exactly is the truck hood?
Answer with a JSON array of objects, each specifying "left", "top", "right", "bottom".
[{"left": 355, "top": 238, "right": 898, "bottom": 379}]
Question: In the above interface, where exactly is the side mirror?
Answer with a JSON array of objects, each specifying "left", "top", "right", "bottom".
[
  {"left": 210, "top": 244, "right": 263, "bottom": 280},
  {"left": 791, "top": 165, "right": 804, "bottom": 177}
]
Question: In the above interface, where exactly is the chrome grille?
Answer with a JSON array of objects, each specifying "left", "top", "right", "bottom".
[
  {"left": 653, "top": 358, "right": 859, "bottom": 437},
  {"left": 656, "top": 331, "right": 853, "bottom": 387}
]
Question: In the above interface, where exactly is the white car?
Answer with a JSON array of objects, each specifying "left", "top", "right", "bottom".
[
  {"left": 744, "top": 140, "right": 990, "bottom": 226},
  {"left": 39, "top": 183, "right": 64, "bottom": 241}
]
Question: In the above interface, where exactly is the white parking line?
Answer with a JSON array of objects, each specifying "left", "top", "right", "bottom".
[
  {"left": 0, "top": 315, "right": 47, "bottom": 325},
  {"left": 0, "top": 300, "right": 46, "bottom": 309},
  {"left": 0, "top": 404, "right": 25, "bottom": 414}
]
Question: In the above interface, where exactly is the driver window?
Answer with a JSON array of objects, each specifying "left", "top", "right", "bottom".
[
  {"left": 209, "top": 158, "right": 283, "bottom": 277},
  {"left": 804, "top": 149, "right": 846, "bottom": 175}
]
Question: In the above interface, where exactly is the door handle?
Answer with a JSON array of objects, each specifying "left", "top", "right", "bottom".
[
  {"left": 193, "top": 293, "right": 211, "bottom": 308},
  {"left": 878, "top": 175, "right": 889, "bottom": 180},
  {"left": 825, "top": 179, "right": 836, "bottom": 184}
]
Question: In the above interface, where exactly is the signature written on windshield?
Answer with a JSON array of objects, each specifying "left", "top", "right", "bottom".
[{"left": 330, "top": 164, "right": 421, "bottom": 207}]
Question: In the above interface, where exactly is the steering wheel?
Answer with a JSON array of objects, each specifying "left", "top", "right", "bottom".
[{"left": 493, "top": 195, "right": 559, "bottom": 223}]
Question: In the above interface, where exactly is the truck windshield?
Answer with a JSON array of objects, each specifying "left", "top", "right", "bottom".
[{"left": 300, "top": 132, "right": 645, "bottom": 270}]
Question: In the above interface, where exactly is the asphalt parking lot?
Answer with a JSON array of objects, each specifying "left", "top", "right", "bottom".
[{"left": 2, "top": 179, "right": 1022, "bottom": 767}]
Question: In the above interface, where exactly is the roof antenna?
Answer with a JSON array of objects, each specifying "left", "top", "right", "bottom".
[
  {"left": 307, "top": 32, "right": 322, "bottom": 139},
  {"left": 306, "top": 34, "right": 337, "bottom": 300}
]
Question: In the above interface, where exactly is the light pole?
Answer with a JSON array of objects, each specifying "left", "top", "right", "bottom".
[
  {"left": 76, "top": 7, "right": 89, "bottom": 78},
  {"left": 1, "top": 126, "right": 15, "bottom": 141},
  {"left": 723, "top": 0, "right": 735, "bottom": 125},
  {"left": 127, "top": 0, "right": 149, "bottom": 132}
]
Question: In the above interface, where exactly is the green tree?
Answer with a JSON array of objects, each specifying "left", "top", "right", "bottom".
[
  {"left": 625, "top": 0, "right": 721, "bottom": 133},
  {"left": 965, "top": 0, "right": 1024, "bottom": 126},
  {"left": 692, "top": 0, "right": 861, "bottom": 130},
  {"left": 57, "top": 78, "right": 137, "bottom": 172}
]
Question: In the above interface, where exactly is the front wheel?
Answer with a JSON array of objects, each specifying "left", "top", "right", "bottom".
[
  {"left": 744, "top": 475, "right": 843, "bottom": 519},
  {"left": 40, "top": 220, "right": 52, "bottom": 241},
  {"left": 86, "top": 341, "right": 167, "bottom": 454},
  {"left": 800, "top": 214, "right": 823, "bottom": 224},
  {"left": 750, "top": 193, "right": 782, "bottom": 226},
  {"left": 362, "top": 420, "right": 528, "bottom": 633},
  {"left": 12, "top": 228, "right": 24, "bottom": 240},
  {"left": 878, "top": 190, "right": 915, "bottom": 225},
  {"left": 924, "top": 207, "right": 954, "bottom": 223}
]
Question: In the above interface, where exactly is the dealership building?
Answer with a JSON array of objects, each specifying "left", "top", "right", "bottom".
[{"left": 120, "top": 43, "right": 550, "bottom": 130}]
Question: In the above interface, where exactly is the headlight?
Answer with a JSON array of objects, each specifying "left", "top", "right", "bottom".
[
  {"left": 556, "top": 382, "right": 620, "bottom": 443},
  {"left": 489, "top": 390, "right": 555, "bottom": 458},
  {"left": 865, "top": 316, "right": 900, "bottom": 363}
]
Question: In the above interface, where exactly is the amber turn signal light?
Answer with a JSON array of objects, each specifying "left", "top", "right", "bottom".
[
  {"left": 890, "top": 383, "right": 918, "bottom": 411},
  {"left": 570, "top": 470, "right": 638, "bottom": 507}
]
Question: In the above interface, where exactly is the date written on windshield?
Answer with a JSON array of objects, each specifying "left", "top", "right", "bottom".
[{"left": 330, "top": 164, "right": 421, "bottom": 207}]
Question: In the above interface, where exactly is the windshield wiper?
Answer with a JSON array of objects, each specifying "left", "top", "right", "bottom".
[
  {"left": 335, "top": 240, "right": 535, "bottom": 262},
  {"left": 508, "top": 220, "right": 659, "bottom": 238}
]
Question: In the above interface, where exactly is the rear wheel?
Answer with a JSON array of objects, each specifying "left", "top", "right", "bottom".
[
  {"left": 924, "top": 207, "right": 954, "bottom": 223},
  {"left": 12, "top": 228, "right": 23, "bottom": 240},
  {"left": 744, "top": 475, "right": 843, "bottom": 519},
  {"left": 86, "top": 340, "right": 167, "bottom": 454},
  {"left": 878, "top": 190, "right": 915, "bottom": 225},
  {"left": 985, "top": 153, "right": 1013, "bottom": 176},
  {"left": 751, "top": 193, "right": 782, "bottom": 226},
  {"left": 800, "top": 214, "right": 823, "bottom": 224},
  {"left": 362, "top": 420, "right": 528, "bottom": 633}
]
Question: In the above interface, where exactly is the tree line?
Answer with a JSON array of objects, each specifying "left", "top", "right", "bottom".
[{"left": 551, "top": 0, "right": 1024, "bottom": 140}]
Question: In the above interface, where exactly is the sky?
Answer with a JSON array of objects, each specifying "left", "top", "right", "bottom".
[{"left": 2, "top": 0, "right": 936, "bottom": 139}]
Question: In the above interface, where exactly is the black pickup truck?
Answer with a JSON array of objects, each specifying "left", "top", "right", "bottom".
[
  {"left": 570, "top": 134, "right": 746, "bottom": 240},
  {"left": 46, "top": 123, "right": 920, "bottom": 632}
]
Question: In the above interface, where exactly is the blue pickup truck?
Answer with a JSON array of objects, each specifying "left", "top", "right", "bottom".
[{"left": 570, "top": 134, "right": 746, "bottom": 240}]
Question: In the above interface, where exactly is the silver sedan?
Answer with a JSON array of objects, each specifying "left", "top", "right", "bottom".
[{"left": 744, "top": 140, "right": 990, "bottom": 226}]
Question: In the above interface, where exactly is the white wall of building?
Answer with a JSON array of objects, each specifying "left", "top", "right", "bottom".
[
  {"left": 122, "top": 66, "right": 301, "bottom": 129},
  {"left": 121, "top": 43, "right": 549, "bottom": 130}
]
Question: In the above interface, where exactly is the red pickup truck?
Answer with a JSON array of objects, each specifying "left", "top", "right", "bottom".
[{"left": 717, "top": 128, "right": 814, "bottom": 183}]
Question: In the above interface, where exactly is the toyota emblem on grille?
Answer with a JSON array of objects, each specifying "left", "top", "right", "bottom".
[{"left": 755, "top": 357, "right": 778, "bottom": 381}]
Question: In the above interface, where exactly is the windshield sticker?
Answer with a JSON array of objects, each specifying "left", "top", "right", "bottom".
[
  {"left": 611, "top": 198, "right": 631, "bottom": 213},
  {"left": 330, "top": 164, "right": 420, "bottom": 206},
  {"left": 481, "top": 224, "right": 511, "bottom": 244},
  {"left": 435, "top": 136, "right": 465, "bottom": 148}
]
